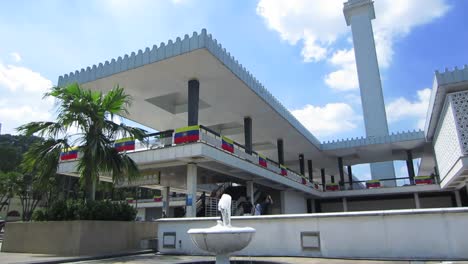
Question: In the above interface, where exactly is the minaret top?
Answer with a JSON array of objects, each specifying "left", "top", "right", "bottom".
[{"left": 343, "top": 0, "right": 376, "bottom": 26}]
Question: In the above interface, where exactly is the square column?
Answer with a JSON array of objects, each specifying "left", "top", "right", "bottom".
[
  {"left": 246, "top": 181, "right": 255, "bottom": 206},
  {"left": 244, "top": 117, "right": 253, "bottom": 154},
  {"left": 321, "top": 168, "right": 326, "bottom": 191},
  {"left": 186, "top": 163, "right": 197, "bottom": 217},
  {"left": 342, "top": 197, "right": 348, "bottom": 212},
  {"left": 414, "top": 193, "right": 421, "bottom": 209},
  {"left": 280, "top": 191, "right": 307, "bottom": 214},
  {"left": 454, "top": 190, "right": 462, "bottom": 207},
  {"left": 406, "top": 150, "right": 415, "bottom": 184},
  {"left": 188, "top": 79, "right": 199, "bottom": 126},
  {"left": 347, "top": 165, "right": 353, "bottom": 190},
  {"left": 277, "top": 139, "right": 284, "bottom": 165},
  {"left": 162, "top": 186, "right": 170, "bottom": 217},
  {"left": 338, "top": 157, "right": 344, "bottom": 189},
  {"left": 299, "top": 154, "right": 305, "bottom": 175},
  {"left": 307, "top": 160, "right": 313, "bottom": 182}
]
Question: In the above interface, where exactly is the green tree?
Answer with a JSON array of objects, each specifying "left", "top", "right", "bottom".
[
  {"left": 18, "top": 83, "right": 146, "bottom": 201},
  {"left": 0, "top": 134, "right": 41, "bottom": 172},
  {"left": 0, "top": 171, "right": 17, "bottom": 212}
]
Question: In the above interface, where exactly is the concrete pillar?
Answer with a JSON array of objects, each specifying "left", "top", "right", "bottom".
[
  {"left": 406, "top": 150, "right": 415, "bottom": 184},
  {"left": 309, "top": 199, "right": 316, "bottom": 213},
  {"left": 338, "top": 157, "right": 344, "bottom": 189},
  {"left": 321, "top": 168, "right": 326, "bottom": 191},
  {"left": 347, "top": 165, "right": 353, "bottom": 190},
  {"left": 162, "top": 186, "right": 170, "bottom": 217},
  {"left": 414, "top": 193, "right": 421, "bottom": 209},
  {"left": 280, "top": 191, "right": 307, "bottom": 214},
  {"left": 246, "top": 181, "right": 254, "bottom": 206},
  {"left": 343, "top": 0, "right": 396, "bottom": 184},
  {"left": 454, "top": 190, "right": 462, "bottom": 207},
  {"left": 186, "top": 163, "right": 197, "bottom": 217},
  {"left": 299, "top": 154, "right": 305, "bottom": 175},
  {"left": 277, "top": 139, "right": 284, "bottom": 165},
  {"left": 188, "top": 79, "right": 199, "bottom": 126},
  {"left": 342, "top": 197, "right": 348, "bottom": 212},
  {"left": 307, "top": 160, "right": 313, "bottom": 182},
  {"left": 244, "top": 117, "right": 253, "bottom": 154}
]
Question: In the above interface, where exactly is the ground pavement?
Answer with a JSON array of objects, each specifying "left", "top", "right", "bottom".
[{"left": 71, "top": 253, "right": 467, "bottom": 264}]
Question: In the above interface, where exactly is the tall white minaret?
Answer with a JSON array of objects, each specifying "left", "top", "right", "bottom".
[{"left": 343, "top": 0, "right": 396, "bottom": 184}]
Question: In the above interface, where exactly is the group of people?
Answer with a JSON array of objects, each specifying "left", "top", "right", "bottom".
[{"left": 239, "top": 195, "right": 273, "bottom": 216}]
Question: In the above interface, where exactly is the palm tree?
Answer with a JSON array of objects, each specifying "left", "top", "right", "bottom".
[{"left": 18, "top": 83, "right": 146, "bottom": 201}]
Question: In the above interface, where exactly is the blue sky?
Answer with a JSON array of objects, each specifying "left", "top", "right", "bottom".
[{"left": 0, "top": 0, "right": 467, "bottom": 178}]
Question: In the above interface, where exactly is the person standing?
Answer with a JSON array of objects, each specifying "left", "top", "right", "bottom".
[{"left": 254, "top": 195, "right": 273, "bottom": 215}]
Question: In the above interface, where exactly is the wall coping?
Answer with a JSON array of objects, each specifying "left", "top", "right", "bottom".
[{"left": 157, "top": 207, "right": 468, "bottom": 222}]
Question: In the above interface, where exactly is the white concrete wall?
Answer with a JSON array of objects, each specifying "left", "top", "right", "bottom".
[
  {"left": 280, "top": 191, "right": 307, "bottom": 214},
  {"left": 158, "top": 208, "right": 468, "bottom": 259}
]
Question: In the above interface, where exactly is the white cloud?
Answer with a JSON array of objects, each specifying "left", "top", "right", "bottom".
[
  {"left": 0, "top": 64, "right": 51, "bottom": 93},
  {"left": 291, "top": 102, "right": 361, "bottom": 137},
  {"left": 0, "top": 61, "right": 53, "bottom": 135},
  {"left": 257, "top": 0, "right": 450, "bottom": 89},
  {"left": 9, "top": 52, "right": 22, "bottom": 62},
  {"left": 257, "top": 0, "right": 345, "bottom": 62},
  {"left": 386, "top": 88, "right": 431, "bottom": 129},
  {"left": 324, "top": 49, "right": 358, "bottom": 91}
]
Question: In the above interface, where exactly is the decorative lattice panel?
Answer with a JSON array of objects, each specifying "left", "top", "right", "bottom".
[
  {"left": 434, "top": 100, "right": 463, "bottom": 178},
  {"left": 450, "top": 91, "right": 468, "bottom": 155}
]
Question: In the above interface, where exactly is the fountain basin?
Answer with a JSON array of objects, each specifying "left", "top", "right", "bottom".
[{"left": 188, "top": 225, "right": 255, "bottom": 255}]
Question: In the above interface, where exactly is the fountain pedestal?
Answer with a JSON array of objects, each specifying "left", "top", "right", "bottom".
[{"left": 187, "top": 194, "right": 256, "bottom": 264}]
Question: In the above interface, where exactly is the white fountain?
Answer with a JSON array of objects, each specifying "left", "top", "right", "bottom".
[{"left": 187, "top": 194, "right": 256, "bottom": 264}]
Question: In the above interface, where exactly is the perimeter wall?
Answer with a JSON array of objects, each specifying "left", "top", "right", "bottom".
[{"left": 158, "top": 208, "right": 468, "bottom": 260}]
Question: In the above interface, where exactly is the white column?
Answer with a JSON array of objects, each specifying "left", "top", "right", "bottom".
[
  {"left": 343, "top": 0, "right": 396, "bottom": 185},
  {"left": 246, "top": 181, "right": 254, "bottom": 206},
  {"left": 280, "top": 191, "right": 307, "bottom": 214},
  {"left": 310, "top": 199, "right": 316, "bottom": 213},
  {"left": 342, "top": 197, "right": 348, "bottom": 212},
  {"left": 186, "top": 163, "right": 197, "bottom": 217},
  {"left": 162, "top": 186, "right": 170, "bottom": 218},
  {"left": 414, "top": 193, "right": 421, "bottom": 209},
  {"left": 454, "top": 190, "right": 462, "bottom": 207}
]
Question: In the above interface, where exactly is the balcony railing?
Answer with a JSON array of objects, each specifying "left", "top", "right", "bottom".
[{"left": 60, "top": 125, "right": 436, "bottom": 192}]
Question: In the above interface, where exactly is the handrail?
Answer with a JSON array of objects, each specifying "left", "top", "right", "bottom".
[
  {"left": 110, "top": 126, "right": 437, "bottom": 193},
  {"left": 144, "top": 129, "right": 174, "bottom": 138}
]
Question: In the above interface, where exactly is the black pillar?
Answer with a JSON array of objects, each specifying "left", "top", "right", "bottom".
[
  {"left": 406, "top": 150, "right": 415, "bottom": 184},
  {"left": 321, "top": 168, "right": 326, "bottom": 192},
  {"left": 307, "top": 160, "right": 313, "bottom": 182},
  {"left": 188, "top": 79, "right": 199, "bottom": 126},
  {"left": 244, "top": 117, "right": 252, "bottom": 154},
  {"left": 338, "top": 157, "right": 344, "bottom": 189},
  {"left": 299, "top": 154, "right": 305, "bottom": 175},
  {"left": 277, "top": 139, "right": 284, "bottom": 165},
  {"left": 347, "top": 165, "right": 353, "bottom": 190},
  {"left": 331, "top": 175, "right": 335, "bottom": 183}
]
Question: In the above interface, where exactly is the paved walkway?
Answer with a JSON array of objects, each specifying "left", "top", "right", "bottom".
[
  {"left": 1, "top": 252, "right": 467, "bottom": 264},
  {"left": 71, "top": 253, "right": 468, "bottom": 264}
]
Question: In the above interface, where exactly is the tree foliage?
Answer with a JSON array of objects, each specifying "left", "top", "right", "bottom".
[
  {"left": 32, "top": 200, "right": 136, "bottom": 221},
  {"left": 18, "top": 83, "right": 146, "bottom": 201},
  {"left": 0, "top": 171, "right": 17, "bottom": 212}
]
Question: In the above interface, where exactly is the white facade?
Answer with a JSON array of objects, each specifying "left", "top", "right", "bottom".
[{"left": 433, "top": 90, "right": 468, "bottom": 188}]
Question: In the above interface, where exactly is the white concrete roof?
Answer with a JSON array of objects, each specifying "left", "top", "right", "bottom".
[{"left": 58, "top": 29, "right": 431, "bottom": 172}]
